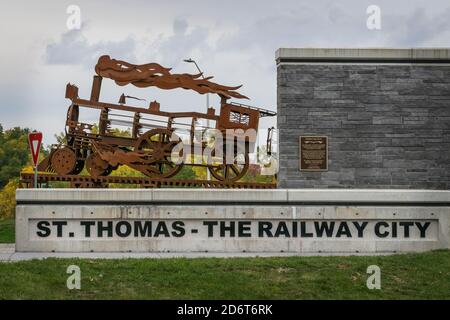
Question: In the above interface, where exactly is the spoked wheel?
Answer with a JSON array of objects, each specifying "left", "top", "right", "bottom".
[
  {"left": 86, "top": 152, "right": 112, "bottom": 177},
  {"left": 134, "top": 128, "right": 184, "bottom": 178},
  {"left": 51, "top": 147, "right": 78, "bottom": 175},
  {"left": 206, "top": 146, "right": 249, "bottom": 182}
]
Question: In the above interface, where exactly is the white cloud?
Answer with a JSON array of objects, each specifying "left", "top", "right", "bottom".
[
  {"left": 146, "top": 17, "right": 211, "bottom": 68},
  {"left": 384, "top": 7, "right": 450, "bottom": 46},
  {"left": 45, "top": 28, "right": 137, "bottom": 66}
]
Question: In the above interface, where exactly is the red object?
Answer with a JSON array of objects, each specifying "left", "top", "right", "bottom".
[{"left": 28, "top": 131, "right": 43, "bottom": 167}]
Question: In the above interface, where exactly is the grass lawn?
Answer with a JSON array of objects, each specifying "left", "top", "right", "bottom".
[
  {"left": 0, "top": 218, "right": 14, "bottom": 243},
  {"left": 0, "top": 250, "right": 449, "bottom": 299}
]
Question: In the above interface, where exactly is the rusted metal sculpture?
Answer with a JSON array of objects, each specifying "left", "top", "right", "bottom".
[
  {"left": 95, "top": 55, "right": 249, "bottom": 99},
  {"left": 20, "top": 172, "right": 276, "bottom": 189},
  {"left": 33, "top": 56, "right": 276, "bottom": 188}
]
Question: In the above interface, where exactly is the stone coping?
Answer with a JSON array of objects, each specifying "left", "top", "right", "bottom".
[
  {"left": 16, "top": 189, "right": 450, "bottom": 205},
  {"left": 276, "top": 48, "right": 450, "bottom": 64}
]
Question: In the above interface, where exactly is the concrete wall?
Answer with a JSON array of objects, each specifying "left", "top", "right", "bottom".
[
  {"left": 16, "top": 189, "right": 450, "bottom": 254},
  {"left": 277, "top": 48, "right": 450, "bottom": 189}
]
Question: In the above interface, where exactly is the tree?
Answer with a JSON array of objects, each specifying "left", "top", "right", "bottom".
[
  {"left": 0, "top": 126, "right": 31, "bottom": 188},
  {"left": 0, "top": 178, "right": 18, "bottom": 219},
  {"left": 173, "top": 166, "right": 197, "bottom": 180},
  {"left": 54, "top": 131, "right": 67, "bottom": 145}
]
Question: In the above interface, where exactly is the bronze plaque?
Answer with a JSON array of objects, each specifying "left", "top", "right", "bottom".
[{"left": 299, "top": 136, "right": 328, "bottom": 171}]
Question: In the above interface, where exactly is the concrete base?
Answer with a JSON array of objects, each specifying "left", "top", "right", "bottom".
[
  {"left": 0, "top": 249, "right": 398, "bottom": 262},
  {"left": 15, "top": 189, "right": 450, "bottom": 255}
]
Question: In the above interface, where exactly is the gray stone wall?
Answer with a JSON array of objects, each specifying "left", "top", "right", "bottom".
[{"left": 277, "top": 63, "right": 450, "bottom": 189}]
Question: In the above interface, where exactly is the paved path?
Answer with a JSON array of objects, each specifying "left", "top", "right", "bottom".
[
  {"left": 0, "top": 243, "right": 393, "bottom": 261},
  {"left": 0, "top": 244, "right": 15, "bottom": 261}
]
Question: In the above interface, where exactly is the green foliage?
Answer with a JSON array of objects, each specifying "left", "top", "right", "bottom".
[
  {"left": 0, "top": 179, "right": 18, "bottom": 219},
  {"left": 0, "top": 217, "right": 14, "bottom": 243},
  {"left": 0, "top": 124, "right": 50, "bottom": 222},
  {"left": 54, "top": 124, "right": 131, "bottom": 147},
  {"left": 108, "top": 165, "right": 198, "bottom": 188},
  {"left": 0, "top": 126, "right": 30, "bottom": 188},
  {"left": 89, "top": 124, "right": 131, "bottom": 137},
  {"left": 110, "top": 165, "right": 144, "bottom": 177},
  {"left": 173, "top": 166, "right": 197, "bottom": 180},
  {"left": 54, "top": 132, "right": 66, "bottom": 145},
  {"left": 46, "top": 181, "right": 70, "bottom": 188},
  {"left": 108, "top": 165, "right": 145, "bottom": 188},
  {"left": 109, "top": 127, "right": 131, "bottom": 137},
  {"left": 192, "top": 166, "right": 207, "bottom": 180}
]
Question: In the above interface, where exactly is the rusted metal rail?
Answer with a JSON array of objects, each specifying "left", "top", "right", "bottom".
[{"left": 20, "top": 172, "right": 276, "bottom": 189}]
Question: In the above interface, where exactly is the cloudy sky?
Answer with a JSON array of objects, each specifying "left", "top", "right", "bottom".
[{"left": 1, "top": 0, "right": 450, "bottom": 144}]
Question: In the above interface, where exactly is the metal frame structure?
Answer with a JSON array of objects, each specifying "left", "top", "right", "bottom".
[
  {"left": 35, "top": 56, "right": 276, "bottom": 187},
  {"left": 20, "top": 172, "right": 276, "bottom": 189}
]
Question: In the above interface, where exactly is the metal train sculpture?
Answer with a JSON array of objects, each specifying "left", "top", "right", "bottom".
[{"left": 30, "top": 56, "right": 276, "bottom": 188}]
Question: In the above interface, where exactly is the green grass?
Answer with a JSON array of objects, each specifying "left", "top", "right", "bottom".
[
  {"left": 0, "top": 218, "right": 14, "bottom": 243},
  {"left": 0, "top": 250, "right": 449, "bottom": 299}
]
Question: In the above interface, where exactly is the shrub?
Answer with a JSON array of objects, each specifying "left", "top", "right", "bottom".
[{"left": 0, "top": 179, "right": 18, "bottom": 219}]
